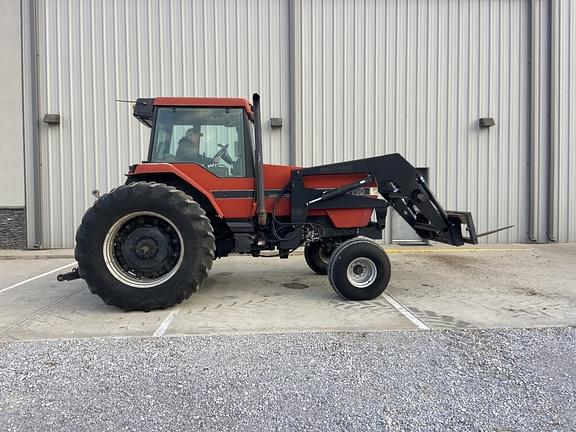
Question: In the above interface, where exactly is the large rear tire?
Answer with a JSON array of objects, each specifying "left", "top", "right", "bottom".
[
  {"left": 75, "top": 182, "right": 215, "bottom": 311},
  {"left": 328, "top": 238, "right": 391, "bottom": 300}
]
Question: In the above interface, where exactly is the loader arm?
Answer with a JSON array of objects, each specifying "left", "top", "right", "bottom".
[{"left": 298, "top": 153, "right": 478, "bottom": 246}]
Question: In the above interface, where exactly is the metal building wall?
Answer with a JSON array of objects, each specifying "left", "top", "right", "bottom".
[
  {"left": 551, "top": 0, "right": 576, "bottom": 242},
  {"left": 292, "top": 0, "right": 531, "bottom": 243},
  {"left": 35, "top": 0, "right": 290, "bottom": 248},
  {"left": 29, "top": 0, "right": 575, "bottom": 247},
  {"left": 0, "top": 0, "right": 26, "bottom": 248}
]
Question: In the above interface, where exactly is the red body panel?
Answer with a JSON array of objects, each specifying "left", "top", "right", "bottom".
[
  {"left": 326, "top": 209, "right": 373, "bottom": 228},
  {"left": 132, "top": 163, "right": 375, "bottom": 228}
]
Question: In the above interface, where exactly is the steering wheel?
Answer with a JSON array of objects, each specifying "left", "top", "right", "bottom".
[{"left": 212, "top": 144, "right": 234, "bottom": 165}]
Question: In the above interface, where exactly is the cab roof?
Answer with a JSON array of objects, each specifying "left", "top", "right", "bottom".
[
  {"left": 154, "top": 97, "right": 253, "bottom": 114},
  {"left": 133, "top": 97, "right": 254, "bottom": 127}
]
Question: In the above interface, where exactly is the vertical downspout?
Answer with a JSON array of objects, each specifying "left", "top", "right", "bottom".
[
  {"left": 528, "top": 0, "right": 552, "bottom": 243},
  {"left": 528, "top": 0, "right": 537, "bottom": 241},
  {"left": 21, "top": 0, "right": 42, "bottom": 248},
  {"left": 547, "top": 0, "right": 558, "bottom": 242},
  {"left": 288, "top": 0, "right": 297, "bottom": 166}
]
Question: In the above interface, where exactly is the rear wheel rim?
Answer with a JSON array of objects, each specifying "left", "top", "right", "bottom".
[
  {"left": 103, "top": 211, "right": 184, "bottom": 288},
  {"left": 346, "top": 257, "right": 377, "bottom": 288}
]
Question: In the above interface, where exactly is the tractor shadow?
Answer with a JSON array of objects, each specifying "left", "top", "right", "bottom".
[{"left": 201, "top": 256, "right": 337, "bottom": 302}]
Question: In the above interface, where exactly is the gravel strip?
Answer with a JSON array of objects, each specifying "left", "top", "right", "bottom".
[{"left": 1, "top": 327, "right": 574, "bottom": 431}]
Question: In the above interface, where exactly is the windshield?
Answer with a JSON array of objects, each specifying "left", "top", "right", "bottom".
[{"left": 150, "top": 107, "right": 248, "bottom": 177}]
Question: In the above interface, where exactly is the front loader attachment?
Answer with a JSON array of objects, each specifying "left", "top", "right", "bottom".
[
  {"left": 444, "top": 211, "right": 478, "bottom": 245},
  {"left": 296, "top": 153, "right": 478, "bottom": 246}
]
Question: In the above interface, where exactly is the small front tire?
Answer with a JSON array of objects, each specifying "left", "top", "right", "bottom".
[
  {"left": 328, "top": 238, "right": 391, "bottom": 300},
  {"left": 304, "top": 238, "right": 351, "bottom": 275},
  {"left": 304, "top": 241, "right": 331, "bottom": 275}
]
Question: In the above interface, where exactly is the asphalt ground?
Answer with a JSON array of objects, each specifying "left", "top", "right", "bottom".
[{"left": 1, "top": 244, "right": 575, "bottom": 430}]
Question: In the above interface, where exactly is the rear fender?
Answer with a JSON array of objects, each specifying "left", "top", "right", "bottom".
[{"left": 126, "top": 165, "right": 224, "bottom": 218}]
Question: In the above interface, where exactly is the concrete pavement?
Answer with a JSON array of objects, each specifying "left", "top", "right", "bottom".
[{"left": 0, "top": 244, "right": 575, "bottom": 341}]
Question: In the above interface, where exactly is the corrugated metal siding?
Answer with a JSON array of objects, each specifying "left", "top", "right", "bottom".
[
  {"left": 551, "top": 0, "right": 576, "bottom": 242},
  {"left": 36, "top": 0, "right": 290, "bottom": 248},
  {"left": 293, "top": 0, "right": 531, "bottom": 243}
]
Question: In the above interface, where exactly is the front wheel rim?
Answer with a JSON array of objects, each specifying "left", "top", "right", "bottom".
[
  {"left": 346, "top": 257, "right": 378, "bottom": 288},
  {"left": 318, "top": 244, "right": 330, "bottom": 264},
  {"left": 103, "top": 211, "right": 184, "bottom": 289}
]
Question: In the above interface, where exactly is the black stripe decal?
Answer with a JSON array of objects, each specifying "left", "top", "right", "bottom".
[
  {"left": 212, "top": 189, "right": 288, "bottom": 199},
  {"left": 212, "top": 190, "right": 254, "bottom": 199}
]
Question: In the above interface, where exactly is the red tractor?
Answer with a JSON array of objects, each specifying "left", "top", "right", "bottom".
[{"left": 58, "top": 94, "right": 478, "bottom": 311}]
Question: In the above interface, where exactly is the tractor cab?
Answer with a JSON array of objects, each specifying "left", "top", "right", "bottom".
[{"left": 133, "top": 97, "right": 255, "bottom": 178}]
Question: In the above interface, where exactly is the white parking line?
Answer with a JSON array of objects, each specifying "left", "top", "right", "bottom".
[
  {"left": 0, "top": 288, "right": 84, "bottom": 336},
  {"left": 153, "top": 307, "right": 181, "bottom": 337},
  {"left": 0, "top": 261, "right": 77, "bottom": 295},
  {"left": 383, "top": 293, "right": 431, "bottom": 330}
]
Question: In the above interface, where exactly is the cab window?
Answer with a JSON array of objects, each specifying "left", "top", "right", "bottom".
[{"left": 150, "top": 107, "right": 248, "bottom": 177}]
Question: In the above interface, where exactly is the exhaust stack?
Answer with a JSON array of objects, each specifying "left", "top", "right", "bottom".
[{"left": 252, "top": 93, "right": 267, "bottom": 227}]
